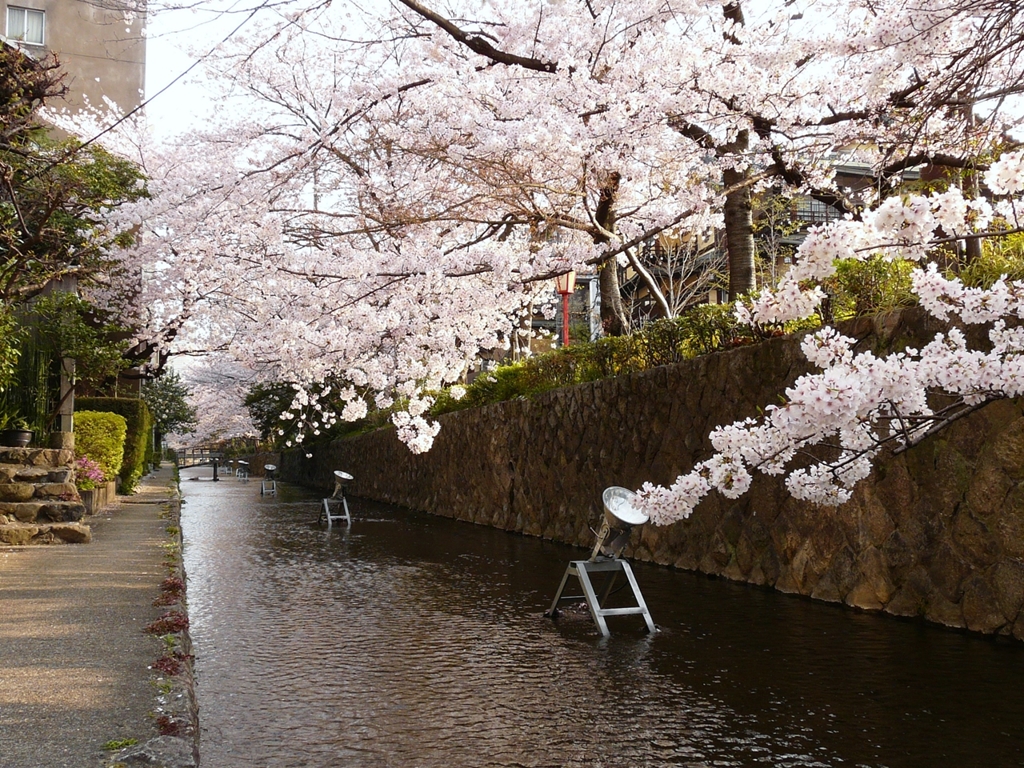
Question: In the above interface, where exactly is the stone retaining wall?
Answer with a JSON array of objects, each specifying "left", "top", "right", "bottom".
[{"left": 281, "top": 309, "right": 1024, "bottom": 640}]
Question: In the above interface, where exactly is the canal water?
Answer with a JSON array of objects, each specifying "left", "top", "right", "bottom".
[{"left": 179, "top": 468, "right": 1024, "bottom": 767}]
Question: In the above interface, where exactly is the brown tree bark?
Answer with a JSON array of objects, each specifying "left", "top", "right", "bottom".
[
  {"left": 598, "top": 258, "right": 629, "bottom": 336},
  {"left": 724, "top": 166, "right": 756, "bottom": 301},
  {"left": 593, "top": 173, "right": 631, "bottom": 336}
]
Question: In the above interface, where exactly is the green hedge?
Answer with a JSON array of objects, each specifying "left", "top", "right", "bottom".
[
  {"left": 74, "top": 410, "right": 127, "bottom": 483},
  {"left": 431, "top": 305, "right": 748, "bottom": 416},
  {"left": 76, "top": 397, "right": 153, "bottom": 493}
]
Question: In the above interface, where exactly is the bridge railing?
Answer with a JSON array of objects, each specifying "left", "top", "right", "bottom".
[{"left": 175, "top": 448, "right": 225, "bottom": 468}]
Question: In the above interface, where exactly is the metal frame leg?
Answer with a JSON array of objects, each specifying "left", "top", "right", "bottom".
[
  {"left": 574, "top": 564, "right": 610, "bottom": 636},
  {"left": 618, "top": 561, "right": 657, "bottom": 634},
  {"left": 546, "top": 559, "right": 656, "bottom": 637},
  {"left": 546, "top": 565, "right": 576, "bottom": 618},
  {"left": 319, "top": 495, "right": 351, "bottom": 527}
]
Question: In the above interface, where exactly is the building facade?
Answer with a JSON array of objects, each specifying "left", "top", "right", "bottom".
[{"left": 3, "top": 0, "right": 145, "bottom": 114}]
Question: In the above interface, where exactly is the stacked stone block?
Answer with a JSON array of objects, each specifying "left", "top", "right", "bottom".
[{"left": 0, "top": 447, "right": 90, "bottom": 544}]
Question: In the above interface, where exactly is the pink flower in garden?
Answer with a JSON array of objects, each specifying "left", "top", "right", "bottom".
[{"left": 74, "top": 456, "right": 107, "bottom": 491}]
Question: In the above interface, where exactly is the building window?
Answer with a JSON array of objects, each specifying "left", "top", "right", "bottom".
[
  {"left": 794, "top": 197, "right": 842, "bottom": 225},
  {"left": 7, "top": 7, "right": 44, "bottom": 45}
]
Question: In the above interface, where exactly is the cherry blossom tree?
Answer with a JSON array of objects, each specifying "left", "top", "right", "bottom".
[
  {"left": 79, "top": 0, "right": 1024, "bottom": 461},
  {"left": 171, "top": 358, "right": 258, "bottom": 445},
  {"left": 637, "top": 153, "right": 1024, "bottom": 523}
]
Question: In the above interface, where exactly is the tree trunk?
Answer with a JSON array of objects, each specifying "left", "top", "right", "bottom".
[
  {"left": 724, "top": 167, "right": 756, "bottom": 301},
  {"left": 721, "top": 2, "right": 755, "bottom": 302},
  {"left": 598, "top": 258, "right": 629, "bottom": 336},
  {"left": 962, "top": 168, "right": 982, "bottom": 265},
  {"left": 960, "top": 99, "right": 982, "bottom": 267},
  {"left": 594, "top": 173, "right": 630, "bottom": 336}
]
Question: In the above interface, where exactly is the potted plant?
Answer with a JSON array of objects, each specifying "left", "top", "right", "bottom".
[{"left": 0, "top": 414, "right": 34, "bottom": 448}]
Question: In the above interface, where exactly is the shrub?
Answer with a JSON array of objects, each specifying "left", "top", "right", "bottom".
[
  {"left": 76, "top": 397, "right": 153, "bottom": 494},
  {"left": 155, "top": 714, "right": 186, "bottom": 737},
  {"left": 675, "top": 304, "right": 743, "bottom": 356},
  {"left": 821, "top": 256, "right": 917, "bottom": 322},
  {"left": 74, "top": 410, "right": 127, "bottom": 482},
  {"left": 0, "top": 305, "right": 22, "bottom": 394},
  {"left": 151, "top": 652, "right": 191, "bottom": 676},
  {"left": 957, "top": 232, "right": 1024, "bottom": 288},
  {"left": 102, "top": 738, "right": 138, "bottom": 751},
  {"left": 431, "top": 303, "right": 756, "bottom": 418},
  {"left": 160, "top": 576, "right": 185, "bottom": 595}
]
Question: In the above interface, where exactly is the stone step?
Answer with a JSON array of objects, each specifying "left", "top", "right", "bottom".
[
  {"left": 0, "top": 521, "right": 91, "bottom": 545},
  {"left": 0, "top": 447, "right": 74, "bottom": 467},
  {"left": 0, "top": 448, "right": 97, "bottom": 544},
  {"left": 0, "top": 466, "right": 74, "bottom": 484},
  {"left": 0, "top": 482, "right": 78, "bottom": 503},
  {"left": 0, "top": 501, "right": 87, "bottom": 523}
]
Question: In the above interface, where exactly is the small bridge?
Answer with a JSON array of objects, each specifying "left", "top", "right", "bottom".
[{"left": 175, "top": 448, "right": 225, "bottom": 468}]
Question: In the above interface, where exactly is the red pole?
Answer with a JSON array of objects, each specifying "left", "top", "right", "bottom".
[{"left": 561, "top": 292, "right": 571, "bottom": 346}]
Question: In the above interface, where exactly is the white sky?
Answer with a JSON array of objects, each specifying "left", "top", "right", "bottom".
[
  {"left": 142, "top": 0, "right": 389, "bottom": 139},
  {"left": 143, "top": 3, "right": 258, "bottom": 138}
]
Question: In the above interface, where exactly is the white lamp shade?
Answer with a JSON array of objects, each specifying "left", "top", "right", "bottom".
[{"left": 602, "top": 486, "right": 649, "bottom": 527}]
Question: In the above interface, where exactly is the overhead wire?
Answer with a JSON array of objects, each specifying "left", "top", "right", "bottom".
[{"left": 28, "top": 0, "right": 270, "bottom": 180}]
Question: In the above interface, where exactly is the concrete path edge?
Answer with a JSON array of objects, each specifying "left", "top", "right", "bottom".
[{"left": 109, "top": 469, "right": 200, "bottom": 768}]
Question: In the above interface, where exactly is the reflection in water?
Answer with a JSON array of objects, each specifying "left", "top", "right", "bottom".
[{"left": 179, "top": 469, "right": 1024, "bottom": 767}]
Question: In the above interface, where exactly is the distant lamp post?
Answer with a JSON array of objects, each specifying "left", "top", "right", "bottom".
[{"left": 555, "top": 270, "right": 577, "bottom": 347}]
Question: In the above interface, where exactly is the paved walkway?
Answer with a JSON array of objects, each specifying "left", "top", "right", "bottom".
[{"left": 0, "top": 467, "right": 177, "bottom": 768}]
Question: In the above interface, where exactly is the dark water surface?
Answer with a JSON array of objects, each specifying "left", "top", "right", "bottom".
[{"left": 179, "top": 469, "right": 1024, "bottom": 767}]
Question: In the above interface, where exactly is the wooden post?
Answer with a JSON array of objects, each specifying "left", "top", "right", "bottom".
[{"left": 59, "top": 356, "right": 75, "bottom": 434}]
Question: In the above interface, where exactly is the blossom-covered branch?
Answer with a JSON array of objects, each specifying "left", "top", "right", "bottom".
[
  {"left": 59, "top": 0, "right": 1024, "bottom": 455},
  {"left": 638, "top": 152, "right": 1024, "bottom": 524}
]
